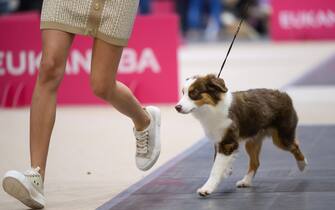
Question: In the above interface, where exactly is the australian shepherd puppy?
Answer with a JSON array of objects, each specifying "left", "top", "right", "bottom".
[{"left": 175, "top": 74, "right": 308, "bottom": 197}]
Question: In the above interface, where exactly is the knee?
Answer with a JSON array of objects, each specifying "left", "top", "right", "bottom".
[
  {"left": 90, "top": 77, "right": 116, "bottom": 100},
  {"left": 38, "top": 57, "right": 65, "bottom": 91}
]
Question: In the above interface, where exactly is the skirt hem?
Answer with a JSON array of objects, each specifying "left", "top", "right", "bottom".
[{"left": 40, "top": 21, "right": 129, "bottom": 47}]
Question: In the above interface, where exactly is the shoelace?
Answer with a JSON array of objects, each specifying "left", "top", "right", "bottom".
[
  {"left": 24, "top": 166, "right": 41, "bottom": 177},
  {"left": 23, "top": 167, "right": 43, "bottom": 189},
  {"left": 136, "top": 131, "right": 149, "bottom": 155}
]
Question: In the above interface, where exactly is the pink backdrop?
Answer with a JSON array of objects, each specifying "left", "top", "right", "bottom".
[
  {"left": 0, "top": 13, "right": 179, "bottom": 107},
  {"left": 271, "top": 0, "right": 335, "bottom": 40}
]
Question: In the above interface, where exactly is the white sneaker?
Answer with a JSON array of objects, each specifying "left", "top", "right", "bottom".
[
  {"left": 134, "top": 106, "right": 161, "bottom": 171},
  {"left": 2, "top": 167, "right": 45, "bottom": 209}
]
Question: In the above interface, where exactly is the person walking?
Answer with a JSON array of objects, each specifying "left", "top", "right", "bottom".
[{"left": 2, "top": 0, "right": 161, "bottom": 209}]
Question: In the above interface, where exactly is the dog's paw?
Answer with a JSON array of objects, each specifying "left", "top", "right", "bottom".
[
  {"left": 236, "top": 179, "right": 252, "bottom": 188},
  {"left": 297, "top": 158, "right": 308, "bottom": 172},
  {"left": 197, "top": 186, "right": 213, "bottom": 197}
]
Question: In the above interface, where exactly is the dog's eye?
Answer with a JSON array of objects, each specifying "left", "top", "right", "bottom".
[{"left": 189, "top": 89, "right": 201, "bottom": 100}]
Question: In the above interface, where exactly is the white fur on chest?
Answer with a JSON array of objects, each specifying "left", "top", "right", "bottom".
[{"left": 192, "top": 92, "right": 233, "bottom": 143}]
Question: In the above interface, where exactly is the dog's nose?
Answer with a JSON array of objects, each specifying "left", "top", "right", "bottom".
[{"left": 175, "top": 105, "right": 182, "bottom": 112}]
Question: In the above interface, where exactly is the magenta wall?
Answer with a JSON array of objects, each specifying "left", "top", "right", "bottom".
[
  {"left": 271, "top": 0, "right": 335, "bottom": 41},
  {"left": 0, "top": 13, "right": 179, "bottom": 107}
]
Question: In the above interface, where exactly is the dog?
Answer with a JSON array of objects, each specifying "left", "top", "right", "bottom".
[{"left": 175, "top": 74, "right": 307, "bottom": 197}]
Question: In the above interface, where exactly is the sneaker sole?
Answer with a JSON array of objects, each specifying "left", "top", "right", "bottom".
[
  {"left": 140, "top": 150, "right": 161, "bottom": 171},
  {"left": 3, "top": 171, "right": 45, "bottom": 209}
]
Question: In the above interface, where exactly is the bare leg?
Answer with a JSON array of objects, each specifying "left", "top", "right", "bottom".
[
  {"left": 30, "top": 30, "right": 74, "bottom": 178},
  {"left": 236, "top": 138, "right": 263, "bottom": 188},
  {"left": 90, "top": 38, "right": 149, "bottom": 131}
]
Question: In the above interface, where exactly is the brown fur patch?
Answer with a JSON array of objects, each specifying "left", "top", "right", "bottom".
[
  {"left": 271, "top": 129, "right": 289, "bottom": 150},
  {"left": 217, "top": 88, "right": 303, "bottom": 159},
  {"left": 217, "top": 87, "right": 305, "bottom": 169},
  {"left": 272, "top": 130, "right": 305, "bottom": 161},
  {"left": 188, "top": 74, "right": 228, "bottom": 106},
  {"left": 245, "top": 138, "right": 263, "bottom": 174},
  {"left": 229, "top": 89, "right": 298, "bottom": 140},
  {"left": 218, "top": 126, "right": 239, "bottom": 155},
  {"left": 290, "top": 142, "right": 305, "bottom": 161},
  {"left": 194, "top": 93, "right": 216, "bottom": 106}
]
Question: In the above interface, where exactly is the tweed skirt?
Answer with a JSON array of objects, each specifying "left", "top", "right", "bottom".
[{"left": 40, "top": 0, "right": 139, "bottom": 46}]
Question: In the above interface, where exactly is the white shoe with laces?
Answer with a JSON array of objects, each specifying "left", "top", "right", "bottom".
[
  {"left": 134, "top": 106, "right": 161, "bottom": 171},
  {"left": 2, "top": 167, "right": 45, "bottom": 209}
]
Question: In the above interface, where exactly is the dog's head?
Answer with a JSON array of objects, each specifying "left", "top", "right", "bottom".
[{"left": 175, "top": 74, "right": 228, "bottom": 114}]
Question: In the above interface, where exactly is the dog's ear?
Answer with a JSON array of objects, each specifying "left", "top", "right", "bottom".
[{"left": 207, "top": 75, "right": 228, "bottom": 93}]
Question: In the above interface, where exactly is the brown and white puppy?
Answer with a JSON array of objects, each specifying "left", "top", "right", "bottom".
[{"left": 175, "top": 74, "right": 308, "bottom": 197}]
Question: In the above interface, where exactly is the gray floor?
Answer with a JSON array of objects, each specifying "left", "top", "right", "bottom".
[
  {"left": 291, "top": 54, "right": 335, "bottom": 86},
  {"left": 98, "top": 125, "right": 335, "bottom": 210}
]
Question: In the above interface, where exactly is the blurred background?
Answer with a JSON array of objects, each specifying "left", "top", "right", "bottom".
[
  {"left": 0, "top": 0, "right": 271, "bottom": 40},
  {"left": 0, "top": 0, "right": 335, "bottom": 209}
]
